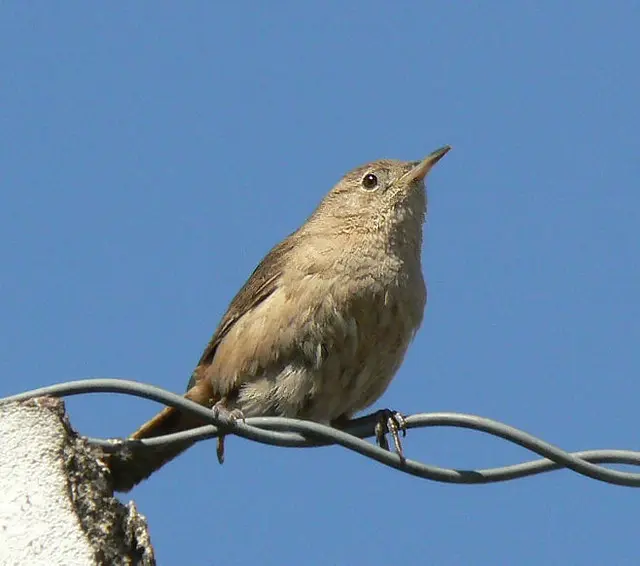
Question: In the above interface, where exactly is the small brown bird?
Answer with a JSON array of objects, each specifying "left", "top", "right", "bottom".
[{"left": 107, "top": 146, "right": 451, "bottom": 491}]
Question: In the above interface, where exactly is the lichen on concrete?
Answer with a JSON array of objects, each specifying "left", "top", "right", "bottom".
[{"left": 0, "top": 397, "right": 155, "bottom": 566}]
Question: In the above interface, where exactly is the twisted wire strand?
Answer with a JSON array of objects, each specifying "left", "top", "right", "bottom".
[{"left": 2, "top": 378, "right": 639, "bottom": 487}]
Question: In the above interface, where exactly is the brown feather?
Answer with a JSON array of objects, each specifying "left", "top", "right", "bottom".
[
  {"left": 107, "top": 379, "right": 215, "bottom": 492},
  {"left": 108, "top": 235, "right": 296, "bottom": 491},
  {"left": 186, "top": 234, "right": 297, "bottom": 391}
]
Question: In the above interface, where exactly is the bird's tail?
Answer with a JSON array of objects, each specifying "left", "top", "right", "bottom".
[{"left": 106, "top": 380, "right": 213, "bottom": 492}]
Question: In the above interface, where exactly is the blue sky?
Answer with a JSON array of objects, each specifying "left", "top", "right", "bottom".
[{"left": 2, "top": 3, "right": 639, "bottom": 564}]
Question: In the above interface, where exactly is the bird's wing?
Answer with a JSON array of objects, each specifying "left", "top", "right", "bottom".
[{"left": 186, "top": 232, "right": 298, "bottom": 392}]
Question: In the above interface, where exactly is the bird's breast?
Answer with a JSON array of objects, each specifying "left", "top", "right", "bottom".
[{"left": 212, "top": 255, "right": 426, "bottom": 422}]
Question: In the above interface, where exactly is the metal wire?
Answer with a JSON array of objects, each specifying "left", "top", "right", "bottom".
[{"left": 2, "top": 378, "right": 640, "bottom": 487}]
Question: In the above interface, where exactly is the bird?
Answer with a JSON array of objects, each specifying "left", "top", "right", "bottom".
[{"left": 106, "top": 145, "right": 451, "bottom": 492}]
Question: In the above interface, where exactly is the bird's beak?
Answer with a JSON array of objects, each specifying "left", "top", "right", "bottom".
[{"left": 405, "top": 145, "right": 452, "bottom": 183}]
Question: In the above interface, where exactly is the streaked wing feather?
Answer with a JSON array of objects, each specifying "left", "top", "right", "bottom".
[{"left": 186, "top": 233, "right": 298, "bottom": 391}]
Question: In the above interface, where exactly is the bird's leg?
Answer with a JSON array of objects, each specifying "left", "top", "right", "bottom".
[
  {"left": 331, "top": 409, "right": 408, "bottom": 461},
  {"left": 374, "top": 409, "right": 407, "bottom": 461},
  {"left": 211, "top": 400, "right": 245, "bottom": 464}
]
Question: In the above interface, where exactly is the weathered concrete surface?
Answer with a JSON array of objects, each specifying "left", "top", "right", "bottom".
[{"left": 0, "top": 397, "right": 155, "bottom": 566}]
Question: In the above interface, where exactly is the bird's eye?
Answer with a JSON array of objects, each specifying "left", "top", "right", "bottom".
[{"left": 362, "top": 173, "right": 379, "bottom": 190}]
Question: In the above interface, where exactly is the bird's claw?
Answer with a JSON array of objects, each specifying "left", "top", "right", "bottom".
[
  {"left": 212, "top": 403, "right": 245, "bottom": 464},
  {"left": 374, "top": 409, "right": 407, "bottom": 461}
]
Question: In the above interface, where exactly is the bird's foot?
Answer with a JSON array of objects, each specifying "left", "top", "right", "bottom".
[
  {"left": 212, "top": 403, "right": 245, "bottom": 424},
  {"left": 212, "top": 402, "right": 245, "bottom": 464},
  {"left": 374, "top": 409, "right": 407, "bottom": 461}
]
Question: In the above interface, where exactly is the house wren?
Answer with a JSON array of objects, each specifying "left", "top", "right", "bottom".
[{"left": 107, "top": 145, "right": 451, "bottom": 491}]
